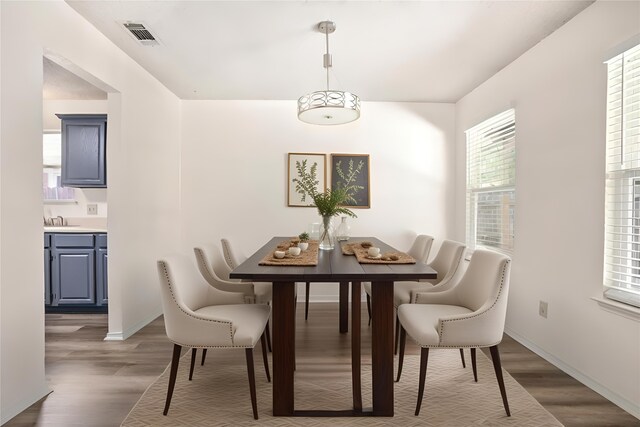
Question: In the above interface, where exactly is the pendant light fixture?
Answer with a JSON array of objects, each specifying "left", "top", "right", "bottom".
[{"left": 297, "top": 21, "right": 361, "bottom": 125}]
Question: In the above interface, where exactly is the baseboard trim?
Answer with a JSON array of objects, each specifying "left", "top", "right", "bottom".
[
  {"left": 104, "top": 309, "right": 162, "bottom": 341},
  {"left": 300, "top": 295, "right": 340, "bottom": 303},
  {"left": 297, "top": 295, "right": 371, "bottom": 303},
  {"left": 505, "top": 327, "right": 640, "bottom": 420},
  {"left": 1, "top": 385, "right": 51, "bottom": 425},
  {"left": 295, "top": 283, "right": 368, "bottom": 304}
]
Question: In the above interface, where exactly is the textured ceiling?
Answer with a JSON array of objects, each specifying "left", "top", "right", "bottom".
[{"left": 43, "top": 57, "right": 107, "bottom": 100}]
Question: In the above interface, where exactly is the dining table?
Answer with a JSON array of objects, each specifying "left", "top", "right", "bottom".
[{"left": 230, "top": 236, "right": 437, "bottom": 417}]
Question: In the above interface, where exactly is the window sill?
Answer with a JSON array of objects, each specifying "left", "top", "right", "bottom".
[
  {"left": 591, "top": 296, "right": 640, "bottom": 321},
  {"left": 464, "top": 248, "right": 474, "bottom": 261},
  {"left": 44, "top": 200, "right": 77, "bottom": 205}
]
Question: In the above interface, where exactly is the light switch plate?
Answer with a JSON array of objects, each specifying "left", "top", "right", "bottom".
[
  {"left": 87, "top": 204, "right": 98, "bottom": 215},
  {"left": 539, "top": 300, "right": 548, "bottom": 318}
]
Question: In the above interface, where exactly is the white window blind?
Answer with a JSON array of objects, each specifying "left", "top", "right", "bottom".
[
  {"left": 604, "top": 43, "right": 640, "bottom": 308},
  {"left": 466, "top": 109, "right": 516, "bottom": 255},
  {"left": 43, "top": 133, "right": 75, "bottom": 202}
]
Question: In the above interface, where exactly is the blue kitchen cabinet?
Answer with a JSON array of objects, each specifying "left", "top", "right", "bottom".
[
  {"left": 45, "top": 233, "right": 107, "bottom": 311},
  {"left": 44, "top": 234, "right": 51, "bottom": 305},
  {"left": 51, "top": 234, "right": 96, "bottom": 306},
  {"left": 96, "top": 234, "right": 108, "bottom": 306},
  {"left": 56, "top": 114, "right": 107, "bottom": 188}
]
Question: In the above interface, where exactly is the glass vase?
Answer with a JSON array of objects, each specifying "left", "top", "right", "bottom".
[
  {"left": 336, "top": 216, "right": 351, "bottom": 241},
  {"left": 308, "top": 222, "right": 321, "bottom": 240},
  {"left": 319, "top": 215, "right": 335, "bottom": 250}
]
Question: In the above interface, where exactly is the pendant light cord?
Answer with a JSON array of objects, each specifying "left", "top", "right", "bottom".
[{"left": 325, "top": 25, "right": 330, "bottom": 91}]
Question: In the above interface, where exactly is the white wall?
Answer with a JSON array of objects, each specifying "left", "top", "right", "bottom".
[
  {"left": 0, "top": 1, "right": 181, "bottom": 422},
  {"left": 43, "top": 100, "right": 109, "bottom": 221},
  {"left": 455, "top": 1, "right": 640, "bottom": 417},
  {"left": 43, "top": 100, "right": 108, "bottom": 131},
  {"left": 180, "top": 101, "right": 455, "bottom": 300}
]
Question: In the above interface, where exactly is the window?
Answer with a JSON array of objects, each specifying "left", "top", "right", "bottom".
[
  {"left": 43, "top": 132, "right": 75, "bottom": 201},
  {"left": 466, "top": 109, "right": 515, "bottom": 255},
  {"left": 603, "top": 43, "right": 640, "bottom": 308}
]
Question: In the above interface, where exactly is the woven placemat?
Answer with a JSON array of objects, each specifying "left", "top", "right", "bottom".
[
  {"left": 259, "top": 240, "right": 319, "bottom": 266},
  {"left": 342, "top": 242, "right": 416, "bottom": 264},
  {"left": 341, "top": 242, "right": 358, "bottom": 255}
]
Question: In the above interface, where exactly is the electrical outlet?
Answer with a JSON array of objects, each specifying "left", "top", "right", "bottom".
[
  {"left": 539, "top": 301, "right": 548, "bottom": 318},
  {"left": 87, "top": 204, "right": 98, "bottom": 215}
]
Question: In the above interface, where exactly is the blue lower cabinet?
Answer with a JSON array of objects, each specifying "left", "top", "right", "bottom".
[
  {"left": 97, "top": 248, "right": 108, "bottom": 305},
  {"left": 44, "top": 234, "right": 51, "bottom": 305},
  {"left": 44, "top": 248, "right": 51, "bottom": 305},
  {"left": 51, "top": 248, "right": 96, "bottom": 305},
  {"left": 45, "top": 232, "right": 107, "bottom": 311}
]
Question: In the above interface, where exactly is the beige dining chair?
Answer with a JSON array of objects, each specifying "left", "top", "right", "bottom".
[
  {"left": 399, "top": 240, "right": 467, "bottom": 360},
  {"left": 194, "top": 244, "right": 272, "bottom": 361},
  {"left": 157, "top": 255, "right": 271, "bottom": 419},
  {"left": 396, "top": 249, "right": 512, "bottom": 416},
  {"left": 220, "top": 238, "right": 273, "bottom": 351},
  {"left": 194, "top": 245, "right": 256, "bottom": 303},
  {"left": 220, "top": 239, "right": 272, "bottom": 304},
  {"left": 366, "top": 239, "right": 466, "bottom": 355},
  {"left": 364, "top": 234, "right": 434, "bottom": 323}
]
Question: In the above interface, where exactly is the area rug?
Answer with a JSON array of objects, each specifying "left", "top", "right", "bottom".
[{"left": 122, "top": 349, "right": 562, "bottom": 426}]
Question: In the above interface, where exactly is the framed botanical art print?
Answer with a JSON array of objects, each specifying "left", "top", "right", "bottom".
[
  {"left": 287, "top": 153, "right": 326, "bottom": 207},
  {"left": 331, "top": 153, "right": 370, "bottom": 208}
]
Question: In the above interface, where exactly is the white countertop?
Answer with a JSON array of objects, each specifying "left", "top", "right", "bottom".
[{"left": 44, "top": 226, "right": 107, "bottom": 233}]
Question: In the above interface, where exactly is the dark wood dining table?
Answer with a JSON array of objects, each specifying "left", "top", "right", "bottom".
[{"left": 230, "top": 236, "right": 437, "bottom": 417}]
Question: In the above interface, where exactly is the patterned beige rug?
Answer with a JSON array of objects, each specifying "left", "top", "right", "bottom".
[{"left": 122, "top": 349, "right": 562, "bottom": 426}]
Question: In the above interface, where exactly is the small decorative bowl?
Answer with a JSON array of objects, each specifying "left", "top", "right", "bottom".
[{"left": 288, "top": 247, "right": 301, "bottom": 256}]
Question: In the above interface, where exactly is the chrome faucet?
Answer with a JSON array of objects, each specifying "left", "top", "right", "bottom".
[{"left": 44, "top": 216, "right": 65, "bottom": 226}]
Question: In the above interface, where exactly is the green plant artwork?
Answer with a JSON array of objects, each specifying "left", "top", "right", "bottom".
[
  {"left": 292, "top": 159, "right": 358, "bottom": 218},
  {"left": 333, "top": 159, "right": 365, "bottom": 206},
  {"left": 331, "top": 154, "right": 370, "bottom": 208}
]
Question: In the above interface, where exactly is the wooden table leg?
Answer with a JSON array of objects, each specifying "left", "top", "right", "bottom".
[
  {"left": 272, "top": 281, "right": 296, "bottom": 416},
  {"left": 371, "top": 281, "right": 394, "bottom": 416},
  {"left": 351, "top": 281, "right": 362, "bottom": 411},
  {"left": 339, "top": 281, "right": 349, "bottom": 333}
]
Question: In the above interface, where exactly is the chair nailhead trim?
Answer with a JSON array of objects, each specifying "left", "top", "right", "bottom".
[
  {"left": 171, "top": 341, "right": 255, "bottom": 349},
  {"left": 160, "top": 261, "right": 235, "bottom": 345},
  {"left": 434, "top": 258, "right": 511, "bottom": 346},
  {"left": 221, "top": 240, "right": 236, "bottom": 269},
  {"left": 194, "top": 248, "right": 215, "bottom": 285},
  {"left": 419, "top": 341, "right": 502, "bottom": 349}
]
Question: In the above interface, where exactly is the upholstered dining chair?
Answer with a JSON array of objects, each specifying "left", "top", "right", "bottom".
[
  {"left": 396, "top": 249, "right": 512, "bottom": 416},
  {"left": 194, "top": 245, "right": 256, "bottom": 303},
  {"left": 366, "top": 238, "right": 465, "bottom": 357},
  {"left": 219, "top": 239, "right": 272, "bottom": 303},
  {"left": 220, "top": 238, "right": 273, "bottom": 351},
  {"left": 364, "top": 234, "right": 434, "bottom": 322},
  {"left": 194, "top": 244, "right": 272, "bottom": 362},
  {"left": 157, "top": 255, "right": 271, "bottom": 419}
]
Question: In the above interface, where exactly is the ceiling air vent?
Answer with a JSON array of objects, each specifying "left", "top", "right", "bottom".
[{"left": 123, "top": 22, "right": 159, "bottom": 46}]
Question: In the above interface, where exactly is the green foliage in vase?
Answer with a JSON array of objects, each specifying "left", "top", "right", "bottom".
[
  {"left": 298, "top": 232, "right": 310, "bottom": 242},
  {"left": 292, "top": 160, "right": 358, "bottom": 218},
  {"left": 312, "top": 187, "right": 357, "bottom": 218},
  {"left": 334, "top": 159, "right": 365, "bottom": 205}
]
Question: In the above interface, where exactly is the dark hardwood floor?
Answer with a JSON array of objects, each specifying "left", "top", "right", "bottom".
[{"left": 5, "top": 303, "right": 638, "bottom": 426}]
